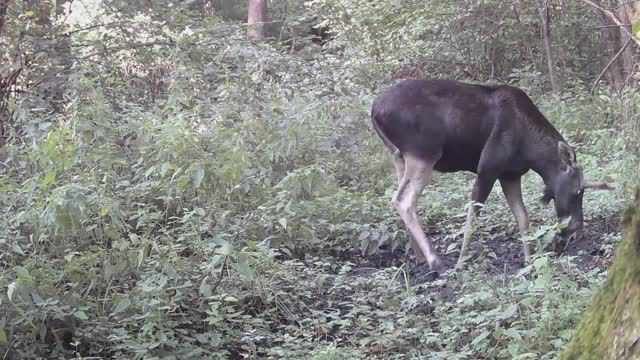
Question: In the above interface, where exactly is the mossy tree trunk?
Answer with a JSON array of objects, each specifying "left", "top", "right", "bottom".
[{"left": 563, "top": 190, "right": 640, "bottom": 359}]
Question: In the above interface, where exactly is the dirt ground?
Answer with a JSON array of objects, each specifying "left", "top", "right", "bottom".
[
  {"left": 345, "top": 214, "right": 621, "bottom": 286},
  {"left": 229, "top": 214, "right": 623, "bottom": 358}
]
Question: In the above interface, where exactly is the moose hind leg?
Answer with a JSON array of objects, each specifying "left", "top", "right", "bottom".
[
  {"left": 392, "top": 150, "right": 405, "bottom": 185},
  {"left": 393, "top": 154, "right": 443, "bottom": 271}
]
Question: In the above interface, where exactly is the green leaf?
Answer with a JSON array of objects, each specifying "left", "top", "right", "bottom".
[
  {"left": 14, "top": 266, "right": 32, "bottom": 282},
  {"left": 633, "top": 20, "right": 640, "bottom": 35},
  {"left": 7, "top": 282, "right": 16, "bottom": 302},
  {"left": 160, "top": 162, "right": 171, "bottom": 178},
  {"left": 145, "top": 166, "right": 156, "bottom": 178},
  {"left": 278, "top": 217, "right": 287, "bottom": 230},
  {"left": 499, "top": 304, "right": 519, "bottom": 320},
  {"left": 199, "top": 276, "right": 212, "bottom": 297},
  {"left": 137, "top": 248, "right": 145, "bottom": 268},
  {"left": 112, "top": 297, "right": 132, "bottom": 316},
  {"left": 504, "top": 327, "right": 522, "bottom": 340},
  {"left": 357, "top": 230, "right": 370, "bottom": 241},
  {"left": 74, "top": 311, "right": 89, "bottom": 320},
  {"left": 42, "top": 171, "right": 58, "bottom": 187},
  {"left": 471, "top": 330, "right": 491, "bottom": 346},
  {"left": 234, "top": 254, "right": 253, "bottom": 281},
  {"left": 192, "top": 167, "right": 205, "bottom": 188},
  {"left": 211, "top": 236, "right": 233, "bottom": 255}
]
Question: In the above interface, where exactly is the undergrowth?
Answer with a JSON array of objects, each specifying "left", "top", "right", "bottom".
[{"left": 0, "top": 10, "right": 637, "bottom": 360}]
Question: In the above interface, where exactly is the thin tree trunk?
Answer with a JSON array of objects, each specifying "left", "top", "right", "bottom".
[
  {"left": 538, "top": 0, "right": 559, "bottom": 91},
  {"left": 0, "top": 0, "right": 8, "bottom": 35},
  {"left": 247, "top": 0, "right": 268, "bottom": 41},
  {"left": 588, "top": 0, "right": 626, "bottom": 88},
  {"left": 618, "top": 2, "right": 638, "bottom": 81}
]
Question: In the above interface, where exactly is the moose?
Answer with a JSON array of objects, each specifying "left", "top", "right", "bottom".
[{"left": 371, "top": 79, "right": 614, "bottom": 272}]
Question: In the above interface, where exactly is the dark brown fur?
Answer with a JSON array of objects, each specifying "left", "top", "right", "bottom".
[
  {"left": 372, "top": 79, "right": 564, "bottom": 179},
  {"left": 371, "top": 79, "right": 612, "bottom": 269}
]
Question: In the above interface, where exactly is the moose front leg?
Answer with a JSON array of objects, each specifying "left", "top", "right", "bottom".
[
  {"left": 455, "top": 176, "right": 496, "bottom": 270},
  {"left": 500, "top": 178, "right": 532, "bottom": 262}
]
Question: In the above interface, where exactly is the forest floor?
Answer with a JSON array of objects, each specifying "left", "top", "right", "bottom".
[
  {"left": 251, "top": 213, "right": 622, "bottom": 359},
  {"left": 340, "top": 214, "right": 619, "bottom": 295}
]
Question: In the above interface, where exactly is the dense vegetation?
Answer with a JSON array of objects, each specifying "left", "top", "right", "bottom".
[{"left": 0, "top": 0, "right": 639, "bottom": 358}]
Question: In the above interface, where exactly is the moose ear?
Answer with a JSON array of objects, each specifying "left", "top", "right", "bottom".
[
  {"left": 540, "top": 186, "right": 553, "bottom": 204},
  {"left": 557, "top": 142, "right": 576, "bottom": 167}
]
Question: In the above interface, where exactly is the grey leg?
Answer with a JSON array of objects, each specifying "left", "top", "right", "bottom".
[
  {"left": 455, "top": 176, "right": 496, "bottom": 269},
  {"left": 393, "top": 154, "right": 443, "bottom": 270},
  {"left": 500, "top": 178, "right": 532, "bottom": 262}
]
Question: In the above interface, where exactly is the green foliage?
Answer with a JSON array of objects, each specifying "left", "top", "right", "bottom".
[
  {"left": 0, "top": 0, "right": 637, "bottom": 358},
  {"left": 308, "top": 0, "right": 603, "bottom": 86}
]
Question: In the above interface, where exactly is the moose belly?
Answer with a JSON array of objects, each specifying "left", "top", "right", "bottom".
[{"left": 433, "top": 146, "right": 482, "bottom": 173}]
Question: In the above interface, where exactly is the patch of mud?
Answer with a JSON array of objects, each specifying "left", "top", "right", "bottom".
[{"left": 335, "top": 213, "right": 621, "bottom": 285}]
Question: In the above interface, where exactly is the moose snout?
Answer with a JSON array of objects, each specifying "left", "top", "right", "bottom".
[{"left": 560, "top": 217, "right": 583, "bottom": 237}]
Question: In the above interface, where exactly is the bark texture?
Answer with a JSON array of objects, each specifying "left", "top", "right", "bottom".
[
  {"left": 247, "top": 0, "right": 268, "bottom": 41},
  {"left": 538, "top": 0, "right": 559, "bottom": 91},
  {"left": 563, "top": 189, "right": 640, "bottom": 360}
]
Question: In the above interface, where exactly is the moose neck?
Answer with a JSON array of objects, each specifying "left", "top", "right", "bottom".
[{"left": 528, "top": 140, "right": 566, "bottom": 189}]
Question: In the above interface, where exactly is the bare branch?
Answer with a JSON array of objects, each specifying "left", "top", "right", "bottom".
[
  {"left": 591, "top": 36, "right": 633, "bottom": 93},
  {"left": 591, "top": 24, "right": 632, "bottom": 29},
  {"left": 614, "top": 0, "right": 640, "bottom": 10},
  {"left": 63, "top": 21, "right": 120, "bottom": 37},
  {"left": 582, "top": 0, "right": 640, "bottom": 47}
]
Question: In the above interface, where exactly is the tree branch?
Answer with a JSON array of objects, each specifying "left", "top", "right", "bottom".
[
  {"left": 62, "top": 21, "right": 120, "bottom": 37},
  {"left": 614, "top": 0, "right": 640, "bottom": 10},
  {"left": 582, "top": 0, "right": 640, "bottom": 47},
  {"left": 591, "top": 36, "right": 633, "bottom": 93}
]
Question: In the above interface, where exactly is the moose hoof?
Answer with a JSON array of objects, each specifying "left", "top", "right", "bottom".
[{"left": 428, "top": 256, "right": 446, "bottom": 274}]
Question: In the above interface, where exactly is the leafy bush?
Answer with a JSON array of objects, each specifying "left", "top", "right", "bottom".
[{"left": 0, "top": 1, "right": 637, "bottom": 358}]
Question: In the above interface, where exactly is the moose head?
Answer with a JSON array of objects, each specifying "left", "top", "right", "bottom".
[{"left": 541, "top": 142, "right": 615, "bottom": 238}]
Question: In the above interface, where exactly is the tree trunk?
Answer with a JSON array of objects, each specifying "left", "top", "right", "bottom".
[
  {"left": 618, "top": 2, "right": 639, "bottom": 84},
  {"left": 0, "top": 0, "right": 13, "bottom": 146},
  {"left": 0, "top": 0, "right": 8, "bottom": 35},
  {"left": 589, "top": 0, "right": 626, "bottom": 88},
  {"left": 247, "top": 0, "right": 268, "bottom": 41},
  {"left": 538, "top": 0, "right": 559, "bottom": 91},
  {"left": 53, "top": 0, "right": 72, "bottom": 108},
  {"left": 562, "top": 189, "right": 640, "bottom": 360}
]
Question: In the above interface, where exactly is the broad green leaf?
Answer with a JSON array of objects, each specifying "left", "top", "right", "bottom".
[
  {"left": 74, "top": 311, "right": 88, "bottom": 320},
  {"left": 633, "top": 20, "right": 640, "bottom": 35},
  {"left": 211, "top": 236, "right": 233, "bottom": 255},
  {"left": 499, "top": 304, "right": 519, "bottom": 320},
  {"left": 112, "top": 297, "right": 132, "bottom": 315},
  {"left": 471, "top": 330, "right": 491, "bottom": 346},
  {"left": 504, "top": 327, "right": 522, "bottom": 340},
  {"left": 42, "top": 171, "right": 57, "bottom": 187},
  {"left": 14, "top": 266, "right": 32, "bottom": 282},
  {"left": 199, "top": 276, "right": 212, "bottom": 297},
  {"left": 192, "top": 167, "right": 205, "bottom": 188},
  {"left": 278, "top": 217, "right": 287, "bottom": 230}
]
